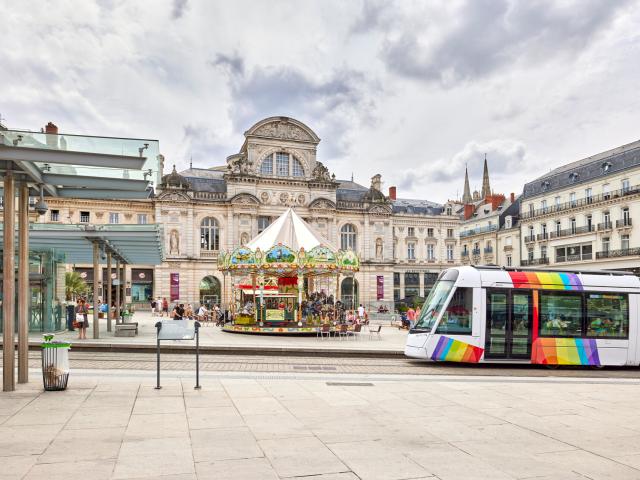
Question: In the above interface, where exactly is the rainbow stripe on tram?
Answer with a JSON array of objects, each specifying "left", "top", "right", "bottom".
[
  {"left": 431, "top": 337, "right": 484, "bottom": 363},
  {"left": 508, "top": 271, "right": 583, "bottom": 290},
  {"left": 532, "top": 338, "right": 600, "bottom": 366}
]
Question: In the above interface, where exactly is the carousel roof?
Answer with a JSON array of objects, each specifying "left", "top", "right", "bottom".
[{"left": 246, "top": 208, "right": 335, "bottom": 251}]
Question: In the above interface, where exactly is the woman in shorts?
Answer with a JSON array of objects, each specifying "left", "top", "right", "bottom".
[{"left": 76, "top": 298, "right": 89, "bottom": 340}]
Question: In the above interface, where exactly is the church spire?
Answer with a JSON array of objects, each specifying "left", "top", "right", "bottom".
[
  {"left": 481, "top": 154, "right": 491, "bottom": 198},
  {"left": 462, "top": 164, "right": 472, "bottom": 204}
]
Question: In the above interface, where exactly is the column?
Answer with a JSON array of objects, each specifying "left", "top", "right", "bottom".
[
  {"left": 297, "top": 272, "right": 303, "bottom": 322},
  {"left": 419, "top": 272, "right": 425, "bottom": 298},
  {"left": 2, "top": 172, "right": 15, "bottom": 392},
  {"left": 115, "top": 259, "right": 121, "bottom": 324},
  {"left": 399, "top": 271, "right": 405, "bottom": 299},
  {"left": 18, "top": 183, "right": 29, "bottom": 384},
  {"left": 93, "top": 242, "right": 100, "bottom": 339},
  {"left": 106, "top": 251, "right": 112, "bottom": 332}
]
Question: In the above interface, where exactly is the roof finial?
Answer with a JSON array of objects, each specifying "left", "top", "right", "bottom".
[
  {"left": 351, "top": 172, "right": 354, "bottom": 182},
  {"left": 190, "top": 156, "right": 192, "bottom": 169}
]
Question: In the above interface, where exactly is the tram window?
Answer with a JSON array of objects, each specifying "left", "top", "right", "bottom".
[
  {"left": 539, "top": 293, "right": 582, "bottom": 337},
  {"left": 435, "top": 288, "right": 472, "bottom": 335},
  {"left": 586, "top": 293, "right": 629, "bottom": 338}
]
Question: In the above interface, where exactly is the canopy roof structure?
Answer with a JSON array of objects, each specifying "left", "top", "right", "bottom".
[
  {"left": 218, "top": 208, "right": 359, "bottom": 276},
  {"left": 0, "top": 223, "right": 164, "bottom": 265},
  {"left": 0, "top": 128, "right": 161, "bottom": 199},
  {"left": 247, "top": 208, "right": 336, "bottom": 251}
]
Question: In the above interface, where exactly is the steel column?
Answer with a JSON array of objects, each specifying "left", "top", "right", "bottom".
[
  {"left": 93, "top": 242, "right": 100, "bottom": 339},
  {"left": 115, "top": 259, "right": 121, "bottom": 324},
  {"left": 2, "top": 171, "right": 16, "bottom": 391},
  {"left": 106, "top": 251, "right": 112, "bottom": 332},
  {"left": 17, "top": 183, "right": 29, "bottom": 384}
]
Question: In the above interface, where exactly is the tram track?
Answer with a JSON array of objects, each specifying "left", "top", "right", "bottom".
[{"left": 9, "top": 351, "right": 640, "bottom": 378}]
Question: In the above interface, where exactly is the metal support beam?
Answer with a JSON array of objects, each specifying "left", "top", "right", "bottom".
[
  {"left": 115, "top": 259, "right": 121, "bottom": 325},
  {"left": 106, "top": 251, "right": 112, "bottom": 333},
  {"left": 0, "top": 144, "right": 147, "bottom": 169},
  {"left": 3, "top": 171, "right": 15, "bottom": 392},
  {"left": 18, "top": 183, "right": 29, "bottom": 384},
  {"left": 93, "top": 242, "right": 100, "bottom": 339}
]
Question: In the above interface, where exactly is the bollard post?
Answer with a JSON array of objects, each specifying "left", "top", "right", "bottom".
[
  {"left": 155, "top": 321, "right": 162, "bottom": 390},
  {"left": 194, "top": 321, "right": 201, "bottom": 390}
]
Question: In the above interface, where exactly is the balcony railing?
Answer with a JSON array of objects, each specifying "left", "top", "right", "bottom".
[
  {"left": 524, "top": 235, "right": 536, "bottom": 243},
  {"left": 522, "top": 184, "right": 640, "bottom": 220},
  {"left": 537, "top": 232, "right": 549, "bottom": 241},
  {"left": 521, "top": 257, "right": 549, "bottom": 266},
  {"left": 616, "top": 218, "right": 632, "bottom": 228},
  {"left": 484, "top": 247, "right": 493, "bottom": 254},
  {"left": 596, "top": 247, "right": 640, "bottom": 259},
  {"left": 597, "top": 222, "right": 613, "bottom": 231},
  {"left": 556, "top": 253, "right": 593, "bottom": 263},
  {"left": 472, "top": 249, "right": 481, "bottom": 255},
  {"left": 459, "top": 224, "right": 498, "bottom": 238},
  {"left": 548, "top": 225, "right": 595, "bottom": 239}
]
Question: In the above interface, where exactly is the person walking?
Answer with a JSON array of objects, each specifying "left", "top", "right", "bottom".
[
  {"left": 162, "top": 297, "right": 169, "bottom": 317},
  {"left": 357, "top": 304, "right": 365, "bottom": 322},
  {"left": 150, "top": 297, "right": 157, "bottom": 316},
  {"left": 75, "top": 298, "right": 89, "bottom": 340}
]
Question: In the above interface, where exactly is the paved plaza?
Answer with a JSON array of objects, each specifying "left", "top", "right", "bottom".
[
  {"left": 24, "top": 312, "right": 408, "bottom": 354},
  {"left": 1, "top": 367, "right": 640, "bottom": 480}
]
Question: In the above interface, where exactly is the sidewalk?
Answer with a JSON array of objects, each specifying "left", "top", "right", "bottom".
[
  {"left": 2, "top": 370, "right": 640, "bottom": 479},
  {"left": 23, "top": 312, "right": 408, "bottom": 356}
]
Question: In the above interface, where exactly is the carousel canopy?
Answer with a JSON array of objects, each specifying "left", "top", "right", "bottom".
[
  {"left": 247, "top": 208, "right": 335, "bottom": 251},
  {"left": 218, "top": 207, "right": 359, "bottom": 274}
]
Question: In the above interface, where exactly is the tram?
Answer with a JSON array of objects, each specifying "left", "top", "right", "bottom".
[{"left": 405, "top": 266, "right": 640, "bottom": 366}]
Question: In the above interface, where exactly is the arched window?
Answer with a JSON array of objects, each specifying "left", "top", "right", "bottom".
[
  {"left": 276, "top": 152, "right": 289, "bottom": 176},
  {"left": 260, "top": 154, "right": 273, "bottom": 175},
  {"left": 292, "top": 158, "right": 304, "bottom": 177},
  {"left": 341, "top": 224, "right": 357, "bottom": 251},
  {"left": 200, "top": 217, "right": 219, "bottom": 251}
]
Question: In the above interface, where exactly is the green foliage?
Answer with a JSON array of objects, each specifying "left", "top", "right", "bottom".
[{"left": 65, "top": 272, "right": 87, "bottom": 301}]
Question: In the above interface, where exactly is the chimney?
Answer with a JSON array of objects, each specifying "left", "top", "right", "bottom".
[
  {"left": 464, "top": 204, "right": 475, "bottom": 220},
  {"left": 388, "top": 186, "right": 396, "bottom": 200},
  {"left": 489, "top": 194, "right": 505, "bottom": 210},
  {"left": 510, "top": 192, "right": 515, "bottom": 203},
  {"left": 45, "top": 122, "right": 58, "bottom": 149}
]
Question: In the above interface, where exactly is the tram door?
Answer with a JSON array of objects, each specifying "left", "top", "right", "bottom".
[{"left": 485, "top": 289, "right": 532, "bottom": 359}]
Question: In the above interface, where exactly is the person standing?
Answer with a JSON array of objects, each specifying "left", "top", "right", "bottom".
[
  {"left": 406, "top": 307, "right": 416, "bottom": 329},
  {"left": 150, "top": 297, "right": 157, "bottom": 317},
  {"left": 162, "top": 297, "right": 169, "bottom": 317},
  {"left": 357, "top": 304, "right": 365, "bottom": 322},
  {"left": 75, "top": 298, "right": 89, "bottom": 340}
]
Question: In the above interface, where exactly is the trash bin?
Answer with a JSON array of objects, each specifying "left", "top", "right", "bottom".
[{"left": 41, "top": 334, "right": 71, "bottom": 391}]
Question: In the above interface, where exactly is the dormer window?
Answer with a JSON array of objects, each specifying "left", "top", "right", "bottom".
[
  {"left": 541, "top": 181, "right": 550, "bottom": 191},
  {"left": 569, "top": 172, "right": 579, "bottom": 183},
  {"left": 602, "top": 161, "right": 612, "bottom": 173}
]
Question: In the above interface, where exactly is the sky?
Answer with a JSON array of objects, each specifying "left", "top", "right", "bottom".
[{"left": 2, "top": 0, "right": 640, "bottom": 203}]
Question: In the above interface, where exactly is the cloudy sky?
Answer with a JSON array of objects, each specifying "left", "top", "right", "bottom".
[{"left": 2, "top": 0, "right": 639, "bottom": 202}]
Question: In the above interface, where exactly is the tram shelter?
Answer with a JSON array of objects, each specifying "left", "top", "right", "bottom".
[
  {"left": 0, "top": 125, "right": 163, "bottom": 391},
  {"left": 218, "top": 208, "right": 360, "bottom": 334}
]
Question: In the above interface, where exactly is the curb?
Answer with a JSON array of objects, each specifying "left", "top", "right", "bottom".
[{"left": 19, "top": 341, "right": 405, "bottom": 358}]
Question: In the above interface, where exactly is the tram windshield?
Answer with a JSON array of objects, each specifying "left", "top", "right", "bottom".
[{"left": 413, "top": 269, "right": 459, "bottom": 331}]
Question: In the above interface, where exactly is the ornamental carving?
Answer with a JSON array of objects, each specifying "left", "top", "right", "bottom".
[
  {"left": 297, "top": 194, "right": 306, "bottom": 205},
  {"left": 231, "top": 194, "right": 259, "bottom": 205},
  {"left": 227, "top": 154, "right": 253, "bottom": 175},
  {"left": 309, "top": 198, "right": 336, "bottom": 210},
  {"left": 311, "top": 161, "right": 332, "bottom": 181},
  {"left": 254, "top": 121, "right": 313, "bottom": 142},
  {"left": 260, "top": 191, "right": 270, "bottom": 204}
]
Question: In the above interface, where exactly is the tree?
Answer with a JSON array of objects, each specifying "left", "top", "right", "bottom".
[{"left": 65, "top": 272, "right": 88, "bottom": 301}]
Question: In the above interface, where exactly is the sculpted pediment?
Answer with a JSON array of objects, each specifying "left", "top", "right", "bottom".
[
  {"left": 230, "top": 193, "right": 260, "bottom": 205},
  {"left": 157, "top": 191, "right": 190, "bottom": 202},
  {"left": 246, "top": 117, "right": 320, "bottom": 143},
  {"left": 368, "top": 204, "right": 392, "bottom": 215},
  {"left": 309, "top": 198, "right": 336, "bottom": 210}
]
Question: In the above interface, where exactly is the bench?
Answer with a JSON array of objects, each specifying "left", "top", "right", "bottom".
[{"left": 115, "top": 323, "right": 138, "bottom": 337}]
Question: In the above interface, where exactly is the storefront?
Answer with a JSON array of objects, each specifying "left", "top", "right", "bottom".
[{"left": 131, "top": 268, "right": 154, "bottom": 304}]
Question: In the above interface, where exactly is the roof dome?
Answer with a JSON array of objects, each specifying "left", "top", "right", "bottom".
[{"left": 161, "top": 165, "right": 190, "bottom": 189}]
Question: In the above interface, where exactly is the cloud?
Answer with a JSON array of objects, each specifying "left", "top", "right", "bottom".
[
  {"left": 396, "top": 139, "right": 530, "bottom": 196},
  {"left": 172, "top": 0, "right": 189, "bottom": 19},
  {"left": 212, "top": 55, "right": 378, "bottom": 159},
  {"left": 374, "top": 0, "right": 631, "bottom": 85}
]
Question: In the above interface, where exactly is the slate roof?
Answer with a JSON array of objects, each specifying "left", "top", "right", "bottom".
[
  {"left": 523, "top": 139, "right": 640, "bottom": 199},
  {"left": 336, "top": 179, "right": 368, "bottom": 202},
  {"left": 392, "top": 198, "right": 444, "bottom": 215},
  {"left": 179, "top": 167, "right": 227, "bottom": 193}
]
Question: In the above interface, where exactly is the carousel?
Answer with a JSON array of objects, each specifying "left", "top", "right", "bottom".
[{"left": 218, "top": 208, "right": 360, "bottom": 334}]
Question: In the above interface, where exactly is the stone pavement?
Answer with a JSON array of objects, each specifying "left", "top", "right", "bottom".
[
  {"left": 23, "top": 312, "right": 407, "bottom": 354},
  {"left": 2, "top": 369, "right": 640, "bottom": 479}
]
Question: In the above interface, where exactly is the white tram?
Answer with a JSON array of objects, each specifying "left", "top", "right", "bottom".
[{"left": 405, "top": 266, "right": 640, "bottom": 366}]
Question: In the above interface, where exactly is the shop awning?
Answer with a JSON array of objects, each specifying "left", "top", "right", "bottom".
[{"left": 0, "top": 223, "right": 164, "bottom": 265}]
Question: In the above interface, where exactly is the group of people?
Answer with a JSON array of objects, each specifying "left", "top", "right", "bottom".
[{"left": 150, "top": 297, "right": 225, "bottom": 325}]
